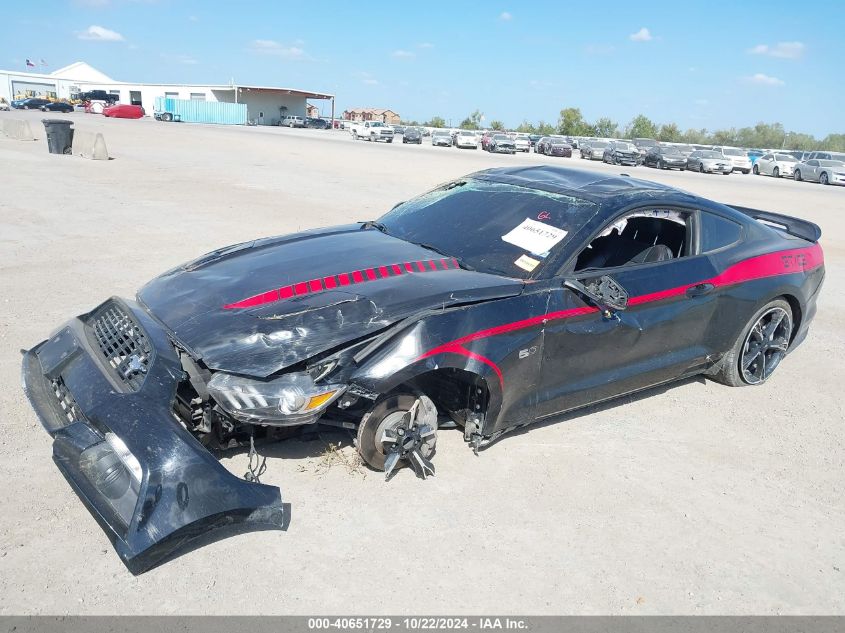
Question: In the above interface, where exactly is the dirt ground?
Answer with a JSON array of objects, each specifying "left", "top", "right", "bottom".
[{"left": 1, "top": 112, "right": 843, "bottom": 615}]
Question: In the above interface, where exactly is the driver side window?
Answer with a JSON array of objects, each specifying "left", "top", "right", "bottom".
[{"left": 573, "top": 209, "right": 692, "bottom": 272}]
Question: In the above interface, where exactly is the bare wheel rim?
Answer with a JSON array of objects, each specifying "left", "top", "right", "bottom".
[{"left": 740, "top": 307, "right": 792, "bottom": 385}]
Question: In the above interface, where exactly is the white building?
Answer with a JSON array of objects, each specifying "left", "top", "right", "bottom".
[{"left": 0, "top": 61, "right": 335, "bottom": 126}]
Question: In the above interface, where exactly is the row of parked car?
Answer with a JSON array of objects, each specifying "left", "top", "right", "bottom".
[
  {"left": 337, "top": 123, "right": 845, "bottom": 186},
  {"left": 3, "top": 95, "right": 145, "bottom": 119}
]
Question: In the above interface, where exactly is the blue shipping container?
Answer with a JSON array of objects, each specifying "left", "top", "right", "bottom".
[{"left": 154, "top": 97, "right": 247, "bottom": 125}]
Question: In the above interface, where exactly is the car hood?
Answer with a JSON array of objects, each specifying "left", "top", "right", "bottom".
[{"left": 138, "top": 224, "right": 523, "bottom": 377}]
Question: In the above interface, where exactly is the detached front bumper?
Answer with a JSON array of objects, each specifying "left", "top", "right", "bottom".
[{"left": 21, "top": 298, "right": 284, "bottom": 574}]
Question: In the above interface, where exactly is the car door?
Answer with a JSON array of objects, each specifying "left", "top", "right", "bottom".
[
  {"left": 805, "top": 160, "right": 820, "bottom": 181},
  {"left": 534, "top": 206, "right": 722, "bottom": 419},
  {"left": 761, "top": 154, "right": 774, "bottom": 175}
]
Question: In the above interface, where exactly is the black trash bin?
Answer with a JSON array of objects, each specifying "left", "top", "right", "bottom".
[{"left": 42, "top": 119, "right": 74, "bottom": 155}]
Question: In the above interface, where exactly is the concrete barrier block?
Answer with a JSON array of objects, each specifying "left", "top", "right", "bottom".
[
  {"left": 71, "top": 129, "right": 109, "bottom": 160},
  {"left": 1, "top": 118, "right": 36, "bottom": 141}
]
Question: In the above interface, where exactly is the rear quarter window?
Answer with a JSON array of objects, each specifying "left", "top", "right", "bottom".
[{"left": 699, "top": 212, "right": 743, "bottom": 253}]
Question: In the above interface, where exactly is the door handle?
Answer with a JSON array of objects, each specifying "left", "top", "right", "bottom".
[{"left": 686, "top": 283, "right": 715, "bottom": 298}]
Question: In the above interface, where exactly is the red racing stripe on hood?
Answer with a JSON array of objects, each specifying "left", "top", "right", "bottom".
[{"left": 223, "top": 258, "right": 459, "bottom": 309}]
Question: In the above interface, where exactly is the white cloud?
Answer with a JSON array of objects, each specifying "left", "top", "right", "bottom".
[
  {"left": 418, "top": 42, "right": 434, "bottom": 49},
  {"left": 391, "top": 49, "right": 415, "bottom": 58},
  {"left": 249, "top": 39, "right": 307, "bottom": 59},
  {"left": 748, "top": 41, "right": 804, "bottom": 59},
  {"left": 77, "top": 25, "right": 124, "bottom": 41},
  {"left": 629, "top": 27, "right": 653, "bottom": 42},
  {"left": 363, "top": 78, "right": 379, "bottom": 85},
  {"left": 747, "top": 73, "right": 785, "bottom": 86},
  {"left": 499, "top": 11, "right": 512, "bottom": 20}
]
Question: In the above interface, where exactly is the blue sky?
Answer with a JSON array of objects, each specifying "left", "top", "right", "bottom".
[{"left": 2, "top": 0, "right": 841, "bottom": 136}]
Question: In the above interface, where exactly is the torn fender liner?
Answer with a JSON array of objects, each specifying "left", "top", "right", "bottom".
[{"left": 20, "top": 299, "right": 284, "bottom": 574}]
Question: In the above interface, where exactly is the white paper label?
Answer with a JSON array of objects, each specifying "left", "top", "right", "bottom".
[{"left": 501, "top": 218, "right": 568, "bottom": 256}]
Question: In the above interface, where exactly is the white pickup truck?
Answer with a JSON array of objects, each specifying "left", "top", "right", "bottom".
[{"left": 349, "top": 120, "right": 394, "bottom": 143}]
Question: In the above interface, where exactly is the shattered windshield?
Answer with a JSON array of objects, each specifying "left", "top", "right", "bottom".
[{"left": 378, "top": 178, "right": 599, "bottom": 279}]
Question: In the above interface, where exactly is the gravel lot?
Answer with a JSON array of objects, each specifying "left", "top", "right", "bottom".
[{"left": 1, "top": 111, "right": 843, "bottom": 615}]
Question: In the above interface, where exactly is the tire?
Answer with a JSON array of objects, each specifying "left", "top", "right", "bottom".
[
  {"left": 753, "top": 164, "right": 759, "bottom": 175},
  {"left": 794, "top": 169, "right": 802, "bottom": 182},
  {"left": 743, "top": 169, "right": 750, "bottom": 174},
  {"left": 773, "top": 167, "right": 780, "bottom": 178},
  {"left": 658, "top": 160, "right": 665, "bottom": 169},
  {"left": 820, "top": 172, "right": 829, "bottom": 185},
  {"left": 698, "top": 164, "right": 704, "bottom": 173},
  {"left": 352, "top": 131, "right": 358, "bottom": 140},
  {"left": 386, "top": 139, "right": 392, "bottom": 143},
  {"left": 356, "top": 393, "right": 438, "bottom": 472},
  {"left": 713, "top": 298, "right": 793, "bottom": 387},
  {"left": 162, "top": 112, "right": 173, "bottom": 122}
]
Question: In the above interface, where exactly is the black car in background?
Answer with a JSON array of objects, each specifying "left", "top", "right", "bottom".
[
  {"left": 643, "top": 145, "right": 687, "bottom": 170},
  {"left": 603, "top": 141, "right": 640, "bottom": 166},
  {"left": 403, "top": 127, "right": 423, "bottom": 144},
  {"left": 74, "top": 90, "right": 119, "bottom": 104},
  {"left": 392, "top": 125, "right": 406, "bottom": 135},
  {"left": 12, "top": 98, "right": 51, "bottom": 110},
  {"left": 304, "top": 117, "right": 330, "bottom": 129},
  {"left": 40, "top": 102, "right": 75, "bottom": 113},
  {"left": 528, "top": 134, "right": 541, "bottom": 148},
  {"left": 544, "top": 137, "right": 573, "bottom": 157}
]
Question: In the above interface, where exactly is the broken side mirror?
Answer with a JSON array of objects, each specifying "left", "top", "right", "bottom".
[{"left": 564, "top": 275, "right": 629, "bottom": 312}]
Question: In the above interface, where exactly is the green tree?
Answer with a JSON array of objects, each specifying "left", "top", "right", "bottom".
[
  {"left": 534, "top": 120, "right": 556, "bottom": 136},
  {"left": 426, "top": 116, "right": 446, "bottom": 128},
  {"left": 557, "top": 107, "right": 590, "bottom": 136},
  {"left": 821, "top": 134, "right": 845, "bottom": 151},
  {"left": 625, "top": 114, "right": 657, "bottom": 139},
  {"left": 711, "top": 128, "right": 739, "bottom": 146},
  {"left": 593, "top": 117, "right": 618, "bottom": 138},
  {"left": 459, "top": 109, "right": 483, "bottom": 129},
  {"left": 515, "top": 120, "right": 535, "bottom": 133},
  {"left": 490, "top": 120, "right": 505, "bottom": 131},
  {"left": 681, "top": 128, "right": 709, "bottom": 144},
  {"left": 657, "top": 122, "right": 681, "bottom": 143}
]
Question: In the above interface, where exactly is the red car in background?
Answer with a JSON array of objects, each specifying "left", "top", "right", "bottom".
[{"left": 102, "top": 104, "right": 145, "bottom": 119}]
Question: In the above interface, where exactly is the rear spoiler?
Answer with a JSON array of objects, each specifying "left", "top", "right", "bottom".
[{"left": 729, "top": 206, "right": 822, "bottom": 243}]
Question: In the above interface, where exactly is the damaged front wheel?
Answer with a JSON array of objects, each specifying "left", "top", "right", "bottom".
[{"left": 356, "top": 393, "right": 438, "bottom": 480}]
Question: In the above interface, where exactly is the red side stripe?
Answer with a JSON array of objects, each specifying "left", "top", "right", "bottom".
[
  {"left": 392, "top": 264, "right": 403, "bottom": 275},
  {"left": 416, "top": 261, "right": 427, "bottom": 272},
  {"left": 323, "top": 276, "right": 337, "bottom": 290},
  {"left": 404, "top": 262, "right": 414, "bottom": 273},
  {"left": 428, "top": 260, "right": 439, "bottom": 271},
  {"left": 352, "top": 270, "right": 364, "bottom": 283},
  {"left": 378, "top": 265, "right": 390, "bottom": 278},
  {"left": 365, "top": 268, "right": 377, "bottom": 281},
  {"left": 308, "top": 279, "right": 323, "bottom": 293},
  {"left": 293, "top": 282, "right": 309, "bottom": 295},
  {"left": 279, "top": 286, "right": 294, "bottom": 299},
  {"left": 416, "top": 244, "right": 824, "bottom": 389},
  {"left": 338, "top": 273, "right": 350, "bottom": 286}
]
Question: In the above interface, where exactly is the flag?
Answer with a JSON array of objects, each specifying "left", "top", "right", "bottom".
[
  {"left": 25, "top": 59, "right": 35, "bottom": 67},
  {"left": 40, "top": 59, "right": 47, "bottom": 66}
]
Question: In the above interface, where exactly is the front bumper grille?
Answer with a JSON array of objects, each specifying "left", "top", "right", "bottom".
[
  {"left": 50, "top": 376, "right": 87, "bottom": 426},
  {"left": 90, "top": 303, "right": 152, "bottom": 392}
]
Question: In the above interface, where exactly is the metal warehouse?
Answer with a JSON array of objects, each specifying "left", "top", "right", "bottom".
[{"left": 0, "top": 61, "right": 335, "bottom": 125}]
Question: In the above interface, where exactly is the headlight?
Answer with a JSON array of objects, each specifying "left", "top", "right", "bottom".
[{"left": 207, "top": 371, "right": 346, "bottom": 425}]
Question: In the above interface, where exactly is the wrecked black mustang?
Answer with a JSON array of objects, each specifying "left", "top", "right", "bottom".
[{"left": 22, "top": 166, "right": 824, "bottom": 573}]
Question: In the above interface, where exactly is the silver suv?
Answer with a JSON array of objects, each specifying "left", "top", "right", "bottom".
[{"left": 281, "top": 115, "right": 305, "bottom": 128}]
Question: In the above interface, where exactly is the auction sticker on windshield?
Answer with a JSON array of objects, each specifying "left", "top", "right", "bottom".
[{"left": 502, "top": 218, "right": 567, "bottom": 256}]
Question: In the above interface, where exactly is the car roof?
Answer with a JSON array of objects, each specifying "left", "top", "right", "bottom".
[{"left": 469, "top": 165, "right": 719, "bottom": 210}]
